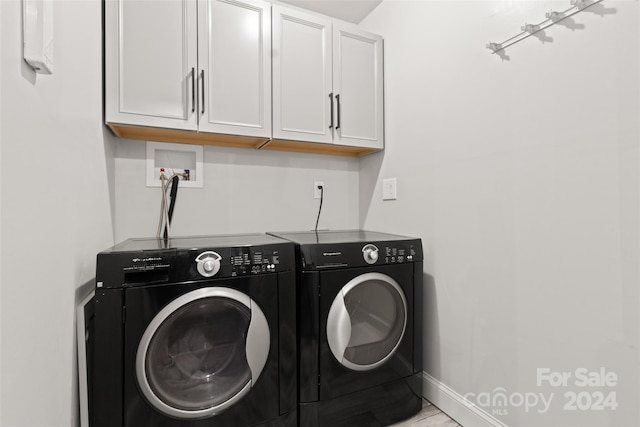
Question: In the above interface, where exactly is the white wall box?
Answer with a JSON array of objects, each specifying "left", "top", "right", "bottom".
[
  {"left": 268, "top": 5, "right": 384, "bottom": 154},
  {"left": 105, "top": 0, "right": 272, "bottom": 150},
  {"left": 146, "top": 141, "right": 204, "bottom": 188}
]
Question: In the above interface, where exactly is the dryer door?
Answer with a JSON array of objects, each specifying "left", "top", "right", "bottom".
[
  {"left": 326, "top": 272, "right": 407, "bottom": 371},
  {"left": 136, "top": 287, "right": 270, "bottom": 420}
]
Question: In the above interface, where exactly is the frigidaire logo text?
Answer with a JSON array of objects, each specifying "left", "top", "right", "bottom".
[
  {"left": 322, "top": 252, "right": 342, "bottom": 256},
  {"left": 132, "top": 257, "right": 162, "bottom": 262}
]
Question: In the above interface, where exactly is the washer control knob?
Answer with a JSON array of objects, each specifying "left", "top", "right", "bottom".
[
  {"left": 196, "top": 251, "right": 222, "bottom": 277},
  {"left": 362, "top": 244, "right": 379, "bottom": 264},
  {"left": 203, "top": 259, "right": 216, "bottom": 273}
]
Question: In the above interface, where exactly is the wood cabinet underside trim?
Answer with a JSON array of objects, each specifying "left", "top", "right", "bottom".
[
  {"left": 108, "top": 123, "right": 381, "bottom": 157},
  {"left": 262, "top": 139, "right": 379, "bottom": 157}
]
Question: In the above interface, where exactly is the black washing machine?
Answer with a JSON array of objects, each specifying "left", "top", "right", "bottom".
[
  {"left": 267, "top": 230, "right": 424, "bottom": 427},
  {"left": 92, "top": 235, "right": 297, "bottom": 427}
]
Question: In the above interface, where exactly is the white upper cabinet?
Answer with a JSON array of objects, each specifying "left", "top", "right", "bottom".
[
  {"left": 272, "top": 6, "right": 333, "bottom": 144},
  {"left": 197, "top": 0, "right": 271, "bottom": 137},
  {"left": 105, "top": 1, "right": 384, "bottom": 155},
  {"left": 333, "top": 25, "right": 384, "bottom": 149},
  {"left": 272, "top": 5, "right": 384, "bottom": 150},
  {"left": 105, "top": 0, "right": 271, "bottom": 138},
  {"left": 105, "top": 0, "right": 198, "bottom": 130}
]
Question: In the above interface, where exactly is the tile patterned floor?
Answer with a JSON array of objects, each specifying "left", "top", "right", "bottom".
[{"left": 390, "top": 400, "right": 462, "bottom": 427}]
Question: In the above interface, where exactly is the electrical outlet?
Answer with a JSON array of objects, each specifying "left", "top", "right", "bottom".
[
  {"left": 382, "top": 178, "right": 397, "bottom": 200},
  {"left": 314, "top": 181, "right": 324, "bottom": 199}
]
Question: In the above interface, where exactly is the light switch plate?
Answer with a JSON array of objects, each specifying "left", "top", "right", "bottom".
[
  {"left": 23, "top": 0, "right": 54, "bottom": 74},
  {"left": 383, "top": 178, "right": 397, "bottom": 200}
]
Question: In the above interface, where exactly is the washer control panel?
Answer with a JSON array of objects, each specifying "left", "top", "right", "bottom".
[
  {"left": 196, "top": 251, "right": 222, "bottom": 277},
  {"left": 96, "top": 235, "right": 297, "bottom": 288},
  {"left": 227, "top": 246, "right": 280, "bottom": 276},
  {"left": 362, "top": 244, "right": 379, "bottom": 264}
]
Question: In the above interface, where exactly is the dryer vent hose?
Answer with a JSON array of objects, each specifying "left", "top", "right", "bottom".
[
  {"left": 164, "top": 175, "right": 180, "bottom": 239},
  {"left": 157, "top": 173, "right": 180, "bottom": 240}
]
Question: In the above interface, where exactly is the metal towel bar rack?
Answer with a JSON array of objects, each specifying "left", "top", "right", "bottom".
[{"left": 487, "top": 0, "right": 605, "bottom": 54}]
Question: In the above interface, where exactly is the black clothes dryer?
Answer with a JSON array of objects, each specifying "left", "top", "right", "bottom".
[
  {"left": 92, "top": 235, "right": 297, "bottom": 427},
  {"left": 267, "top": 230, "right": 424, "bottom": 427}
]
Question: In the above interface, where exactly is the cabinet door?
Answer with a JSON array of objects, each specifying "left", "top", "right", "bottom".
[
  {"left": 105, "top": 0, "right": 198, "bottom": 130},
  {"left": 197, "top": 0, "right": 271, "bottom": 137},
  {"left": 333, "top": 25, "right": 384, "bottom": 149},
  {"left": 272, "top": 6, "right": 333, "bottom": 144}
]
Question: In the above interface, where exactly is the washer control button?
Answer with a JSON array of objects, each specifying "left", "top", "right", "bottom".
[
  {"left": 362, "top": 244, "right": 379, "bottom": 264},
  {"left": 196, "top": 251, "right": 222, "bottom": 277}
]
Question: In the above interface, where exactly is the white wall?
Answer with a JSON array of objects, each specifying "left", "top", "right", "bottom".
[
  {"left": 360, "top": 1, "right": 639, "bottom": 426},
  {"left": 114, "top": 140, "right": 360, "bottom": 242},
  {"left": 0, "top": 1, "right": 115, "bottom": 426},
  {"left": 0, "top": 1, "right": 3, "bottom": 422}
]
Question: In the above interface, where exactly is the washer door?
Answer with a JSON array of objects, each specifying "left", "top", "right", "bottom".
[
  {"left": 327, "top": 272, "right": 408, "bottom": 371},
  {"left": 136, "top": 287, "right": 270, "bottom": 419}
]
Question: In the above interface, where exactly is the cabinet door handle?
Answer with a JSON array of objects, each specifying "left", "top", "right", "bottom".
[
  {"left": 336, "top": 94, "right": 341, "bottom": 130},
  {"left": 200, "top": 69, "right": 205, "bottom": 115},
  {"left": 329, "top": 93, "right": 334, "bottom": 129},
  {"left": 190, "top": 68, "right": 195, "bottom": 113}
]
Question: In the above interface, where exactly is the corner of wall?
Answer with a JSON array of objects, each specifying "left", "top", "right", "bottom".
[
  {"left": 423, "top": 372, "right": 508, "bottom": 427},
  {"left": 0, "top": 0, "right": 4, "bottom": 422}
]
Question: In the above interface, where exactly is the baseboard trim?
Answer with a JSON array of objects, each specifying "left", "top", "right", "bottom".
[{"left": 422, "top": 372, "right": 509, "bottom": 427}]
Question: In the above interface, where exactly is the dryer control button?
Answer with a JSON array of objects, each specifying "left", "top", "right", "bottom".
[
  {"left": 196, "top": 251, "right": 222, "bottom": 277},
  {"left": 362, "top": 244, "right": 379, "bottom": 264}
]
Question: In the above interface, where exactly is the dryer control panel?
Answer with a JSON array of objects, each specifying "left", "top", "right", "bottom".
[
  {"left": 299, "top": 239, "right": 423, "bottom": 271},
  {"left": 266, "top": 230, "right": 423, "bottom": 271}
]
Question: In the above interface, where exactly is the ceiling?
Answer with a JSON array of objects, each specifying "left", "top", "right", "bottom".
[{"left": 278, "top": 0, "right": 383, "bottom": 24}]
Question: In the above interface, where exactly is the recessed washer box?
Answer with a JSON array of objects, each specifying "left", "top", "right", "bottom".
[{"left": 146, "top": 141, "right": 203, "bottom": 188}]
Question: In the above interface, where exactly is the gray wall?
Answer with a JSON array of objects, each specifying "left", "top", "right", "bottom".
[
  {"left": 0, "top": 1, "right": 115, "bottom": 426},
  {"left": 360, "top": 1, "right": 639, "bottom": 426},
  {"left": 113, "top": 140, "right": 360, "bottom": 241}
]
